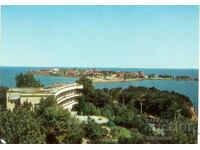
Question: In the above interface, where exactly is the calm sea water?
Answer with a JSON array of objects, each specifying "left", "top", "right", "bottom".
[{"left": 0, "top": 66, "right": 198, "bottom": 109}]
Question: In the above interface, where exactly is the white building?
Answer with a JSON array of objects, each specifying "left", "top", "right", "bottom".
[{"left": 6, "top": 83, "right": 83, "bottom": 111}]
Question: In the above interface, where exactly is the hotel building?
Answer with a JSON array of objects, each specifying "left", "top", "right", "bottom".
[{"left": 6, "top": 83, "right": 83, "bottom": 111}]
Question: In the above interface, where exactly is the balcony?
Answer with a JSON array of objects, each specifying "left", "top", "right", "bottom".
[
  {"left": 56, "top": 92, "right": 75, "bottom": 101},
  {"left": 56, "top": 93, "right": 81, "bottom": 104},
  {"left": 54, "top": 85, "right": 83, "bottom": 97},
  {"left": 61, "top": 100, "right": 78, "bottom": 109}
]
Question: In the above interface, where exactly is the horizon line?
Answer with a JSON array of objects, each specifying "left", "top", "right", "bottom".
[{"left": 0, "top": 65, "right": 198, "bottom": 70}]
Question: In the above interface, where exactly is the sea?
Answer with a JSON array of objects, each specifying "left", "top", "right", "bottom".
[{"left": 0, "top": 66, "right": 198, "bottom": 109}]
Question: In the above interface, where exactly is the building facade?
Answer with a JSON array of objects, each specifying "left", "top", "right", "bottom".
[{"left": 6, "top": 83, "right": 83, "bottom": 111}]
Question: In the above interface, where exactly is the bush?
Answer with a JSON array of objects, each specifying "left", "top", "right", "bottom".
[
  {"left": 0, "top": 108, "right": 46, "bottom": 144},
  {"left": 107, "top": 120, "right": 115, "bottom": 127},
  {"left": 83, "top": 118, "right": 107, "bottom": 143}
]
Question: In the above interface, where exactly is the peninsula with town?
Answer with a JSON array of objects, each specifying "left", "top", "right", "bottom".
[{"left": 29, "top": 68, "right": 198, "bottom": 83}]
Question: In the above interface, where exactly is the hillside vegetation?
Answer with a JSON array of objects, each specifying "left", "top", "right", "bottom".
[{"left": 0, "top": 75, "right": 197, "bottom": 144}]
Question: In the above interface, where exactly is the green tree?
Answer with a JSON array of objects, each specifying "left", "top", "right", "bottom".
[
  {"left": 118, "top": 131, "right": 145, "bottom": 144},
  {"left": 35, "top": 96, "right": 84, "bottom": 144},
  {"left": 0, "top": 108, "right": 46, "bottom": 144},
  {"left": 35, "top": 96, "right": 57, "bottom": 115},
  {"left": 14, "top": 101, "right": 33, "bottom": 111},
  {"left": 76, "top": 76, "right": 95, "bottom": 98},
  {"left": 0, "top": 86, "right": 8, "bottom": 111},
  {"left": 83, "top": 118, "right": 108, "bottom": 143},
  {"left": 114, "top": 105, "right": 144, "bottom": 129},
  {"left": 110, "top": 126, "right": 132, "bottom": 140},
  {"left": 74, "top": 96, "right": 89, "bottom": 115},
  {"left": 165, "top": 117, "right": 198, "bottom": 144},
  {"left": 15, "top": 73, "right": 43, "bottom": 87}
]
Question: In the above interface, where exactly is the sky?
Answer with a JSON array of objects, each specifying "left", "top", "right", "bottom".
[{"left": 0, "top": 5, "right": 199, "bottom": 69}]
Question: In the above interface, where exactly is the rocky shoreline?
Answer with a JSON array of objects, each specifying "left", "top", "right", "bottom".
[{"left": 29, "top": 68, "right": 198, "bottom": 83}]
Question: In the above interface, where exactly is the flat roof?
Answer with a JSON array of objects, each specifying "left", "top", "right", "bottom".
[
  {"left": 7, "top": 87, "right": 48, "bottom": 93},
  {"left": 7, "top": 83, "right": 82, "bottom": 94}
]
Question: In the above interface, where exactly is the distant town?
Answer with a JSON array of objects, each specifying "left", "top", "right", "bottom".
[{"left": 29, "top": 68, "right": 198, "bottom": 83}]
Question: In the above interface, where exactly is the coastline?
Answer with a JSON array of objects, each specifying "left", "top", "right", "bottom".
[
  {"left": 33, "top": 73, "right": 196, "bottom": 83},
  {"left": 30, "top": 67, "right": 198, "bottom": 84},
  {"left": 90, "top": 77, "right": 173, "bottom": 83},
  {"left": 0, "top": 69, "right": 197, "bottom": 110}
]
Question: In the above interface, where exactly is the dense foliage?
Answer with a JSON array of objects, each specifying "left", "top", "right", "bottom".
[
  {"left": 35, "top": 96, "right": 84, "bottom": 144},
  {"left": 0, "top": 97, "right": 84, "bottom": 144},
  {"left": 83, "top": 118, "right": 108, "bottom": 143},
  {"left": 0, "top": 107, "right": 46, "bottom": 144},
  {"left": 15, "top": 73, "right": 44, "bottom": 87},
  {"left": 0, "top": 86, "right": 8, "bottom": 111},
  {"left": 0, "top": 76, "right": 197, "bottom": 144},
  {"left": 74, "top": 77, "right": 197, "bottom": 144},
  {"left": 0, "top": 94, "right": 111, "bottom": 144},
  {"left": 76, "top": 77, "right": 194, "bottom": 120}
]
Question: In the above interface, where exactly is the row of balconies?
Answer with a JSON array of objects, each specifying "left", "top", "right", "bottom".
[
  {"left": 61, "top": 100, "right": 78, "bottom": 109},
  {"left": 56, "top": 90, "right": 75, "bottom": 99},
  {"left": 56, "top": 93, "right": 81, "bottom": 104},
  {"left": 55, "top": 85, "right": 82, "bottom": 110},
  {"left": 54, "top": 85, "right": 83, "bottom": 98}
]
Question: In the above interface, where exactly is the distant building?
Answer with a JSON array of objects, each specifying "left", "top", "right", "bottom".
[
  {"left": 52, "top": 68, "right": 60, "bottom": 72},
  {"left": 6, "top": 83, "right": 83, "bottom": 111},
  {"left": 48, "top": 68, "right": 60, "bottom": 74}
]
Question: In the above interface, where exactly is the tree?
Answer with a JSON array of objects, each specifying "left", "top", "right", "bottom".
[
  {"left": 35, "top": 96, "right": 84, "bottom": 144},
  {"left": 148, "top": 74, "right": 155, "bottom": 78},
  {"left": 110, "top": 126, "right": 132, "bottom": 140},
  {"left": 93, "top": 89, "right": 110, "bottom": 107},
  {"left": 114, "top": 105, "right": 144, "bottom": 129},
  {"left": 0, "top": 108, "right": 46, "bottom": 144},
  {"left": 15, "top": 73, "right": 43, "bottom": 87},
  {"left": 14, "top": 101, "right": 33, "bottom": 111},
  {"left": 137, "top": 94, "right": 146, "bottom": 115},
  {"left": 0, "top": 96, "right": 85, "bottom": 144},
  {"left": 118, "top": 131, "right": 145, "bottom": 144},
  {"left": 83, "top": 118, "right": 108, "bottom": 143},
  {"left": 164, "top": 116, "right": 198, "bottom": 144},
  {"left": 0, "top": 86, "right": 8, "bottom": 111},
  {"left": 76, "top": 76, "right": 95, "bottom": 98},
  {"left": 74, "top": 96, "right": 89, "bottom": 115},
  {"left": 42, "top": 106, "right": 83, "bottom": 143},
  {"left": 35, "top": 96, "right": 57, "bottom": 115}
]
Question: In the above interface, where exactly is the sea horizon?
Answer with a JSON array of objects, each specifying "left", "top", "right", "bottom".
[{"left": 0, "top": 65, "right": 198, "bottom": 70}]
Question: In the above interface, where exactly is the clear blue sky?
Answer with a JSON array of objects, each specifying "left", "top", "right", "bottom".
[{"left": 1, "top": 6, "right": 199, "bottom": 68}]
